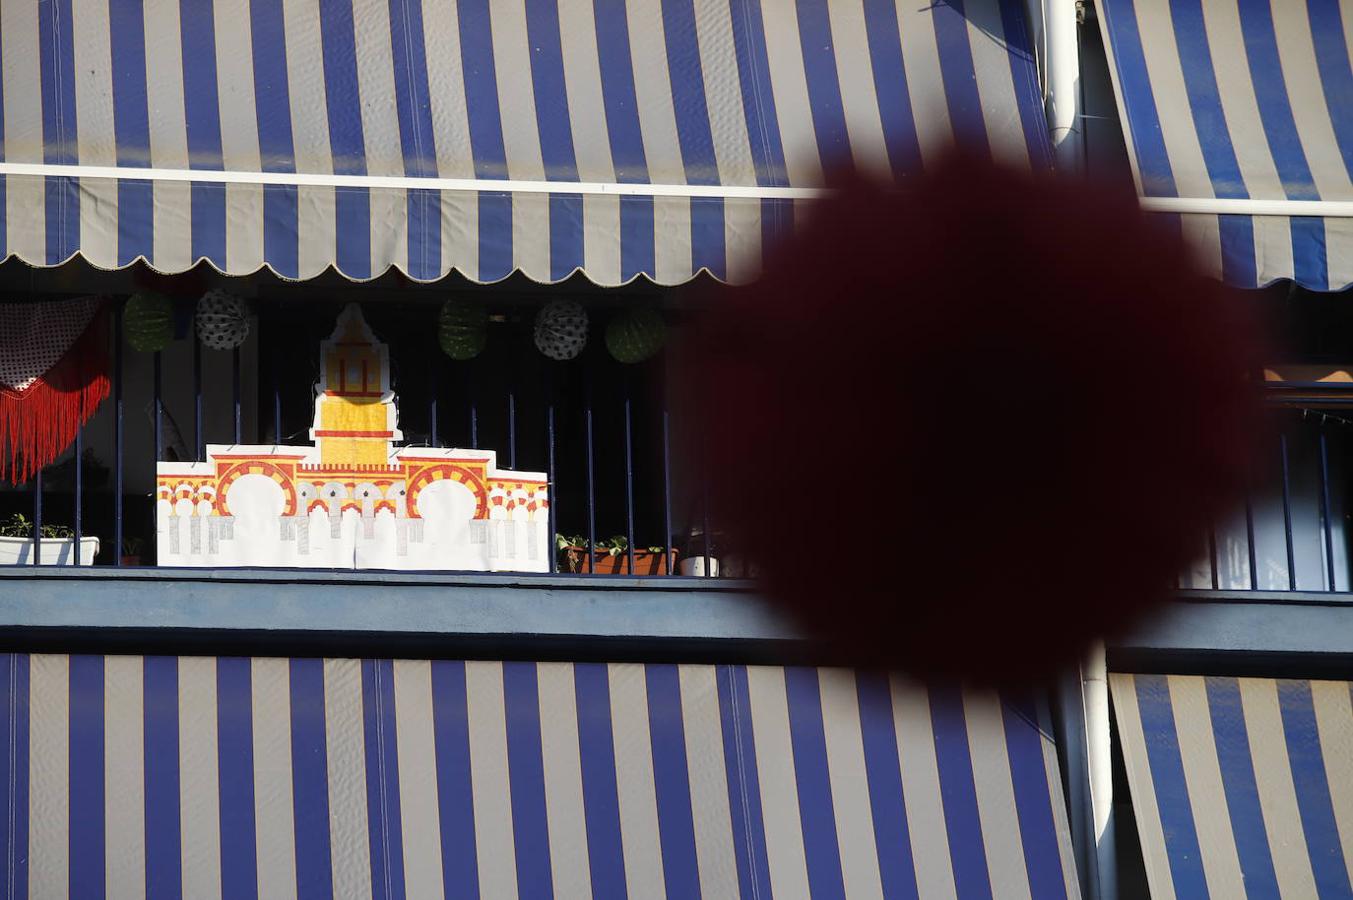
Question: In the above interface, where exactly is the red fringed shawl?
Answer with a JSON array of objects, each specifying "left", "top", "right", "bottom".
[{"left": 0, "top": 298, "right": 110, "bottom": 484}]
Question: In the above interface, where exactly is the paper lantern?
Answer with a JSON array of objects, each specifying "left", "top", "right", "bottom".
[
  {"left": 195, "top": 290, "right": 250, "bottom": 350},
  {"left": 692, "top": 156, "right": 1263, "bottom": 683},
  {"left": 606, "top": 308, "right": 667, "bottom": 363},
  {"left": 438, "top": 299, "right": 488, "bottom": 360},
  {"left": 124, "top": 292, "right": 174, "bottom": 353},
  {"left": 533, "top": 299, "right": 588, "bottom": 361}
]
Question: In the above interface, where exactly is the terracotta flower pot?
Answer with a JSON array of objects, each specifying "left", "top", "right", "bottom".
[{"left": 563, "top": 546, "right": 677, "bottom": 575}]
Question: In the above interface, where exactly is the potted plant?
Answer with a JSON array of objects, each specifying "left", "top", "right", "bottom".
[
  {"left": 556, "top": 534, "right": 678, "bottom": 575},
  {"left": 120, "top": 535, "right": 144, "bottom": 567},
  {"left": 0, "top": 513, "right": 100, "bottom": 566}
]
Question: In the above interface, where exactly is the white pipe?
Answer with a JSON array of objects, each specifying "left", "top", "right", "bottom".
[
  {"left": 1141, "top": 196, "right": 1353, "bottom": 216},
  {"left": 1057, "top": 667, "right": 1098, "bottom": 900},
  {"left": 1044, "top": 0, "right": 1083, "bottom": 174},
  {"left": 0, "top": 160, "right": 823, "bottom": 200},
  {"left": 1085, "top": 641, "right": 1117, "bottom": 900}
]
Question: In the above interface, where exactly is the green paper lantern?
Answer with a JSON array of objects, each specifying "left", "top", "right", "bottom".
[
  {"left": 438, "top": 299, "right": 488, "bottom": 360},
  {"left": 124, "top": 292, "right": 175, "bottom": 353},
  {"left": 605, "top": 308, "right": 667, "bottom": 364}
]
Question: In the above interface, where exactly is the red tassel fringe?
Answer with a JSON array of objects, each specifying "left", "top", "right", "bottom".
[{"left": 0, "top": 305, "right": 111, "bottom": 484}]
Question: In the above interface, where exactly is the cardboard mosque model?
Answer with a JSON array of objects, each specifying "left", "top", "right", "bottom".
[{"left": 156, "top": 304, "right": 549, "bottom": 571}]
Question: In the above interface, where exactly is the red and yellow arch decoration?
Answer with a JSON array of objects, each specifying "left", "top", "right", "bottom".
[
  {"left": 404, "top": 463, "right": 488, "bottom": 519},
  {"left": 214, "top": 459, "right": 300, "bottom": 518}
]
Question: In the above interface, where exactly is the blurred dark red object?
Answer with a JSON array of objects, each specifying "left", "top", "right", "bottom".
[{"left": 694, "top": 156, "right": 1264, "bottom": 682}]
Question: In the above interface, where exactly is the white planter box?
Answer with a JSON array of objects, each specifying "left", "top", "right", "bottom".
[
  {"left": 679, "top": 556, "right": 720, "bottom": 577},
  {"left": 0, "top": 536, "right": 100, "bottom": 566}
]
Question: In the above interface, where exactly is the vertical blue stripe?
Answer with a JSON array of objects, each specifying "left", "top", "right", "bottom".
[
  {"left": 250, "top": 0, "right": 300, "bottom": 278},
  {"left": 645, "top": 665, "right": 702, "bottom": 897},
  {"left": 388, "top": 0, "right": 440, "bottom": 278},
  {"left": 388, "top": 0, "right": 438, "bottom": 178},
  {"left": 430, "top": 661, "right": 480, "bottom": 899},
  {"left": 69, "top": 655, "right": 105, "bottom": 899},
  {"left": 249, "top": 0, "right": 297, "bottom": 170},
  {"left": 928, "top": 683, "right": 993, "bottom": 900},
  {"left": 716, "top": 666, "right": 771, "bottom": 900},
  {"left": 335, "top": 189, "right": 372, "bottom": 279},
  {"left": 794, "top": 0, "right": 852, "bottom": 170},
  {"left": 502, "top": 662, "right": 553, "bottom": 900},
  {"left": 998, "top": 693, "right": 1068, "bottom": 900},
  {"left": 760, "top": 197, "right": 793, "bottom": 258},
  {"left": 728, "top": 0, "right": 789, "bottom": 186},
  {"left": 855, "top": 672, "right": 919, "bottom": 900},
  {"left": 691, "top": 197, "right": 726, "bottom": 280},
  {"left": 523, "top": 0, "right": 580, "bottom": 281},
  {"left": 0, "top": 656, "right": 28, "bottom": 900},
  {"left": 996, "top": 0, "right": 1056, "bottom": 170},
  {"left": 860, "top": 0, "right": 922, "bottom": 179},
  {"left": 783, "top": 667, "right": 846, "bottom": 900},
  {"left": 1233, "top": 0, "right": 1328, "bottom": 289},
  {"left": 109, "top": 0, "right": 154, "bottom": 265},
  {"left": 523, "top": 0, "right": 579, "bottom": 179},
  {"left": 318, "top": 1, "right": 370, "bottom": 277},
  {"left": 289, "top": 658, "right": 334, "bottom": 900},
  {"left": 1133, "top": 674, "right": 1210, "bottom": 899},
  {"left": 459, "top": 0, "right": 508, "bottom": 179},
  {"left": 217, "top": 658, "right": 258, "bottom": 900},
  {"left": 1170, "top": 0, "right": 1247, "bottom": 198},
  {"left": 180, "top": 0, "right": 227, "bottom": 268},
  {"left": 593, "top": 0, "right": 649, "bottom": 182},
  {"left": 407, "top": 189, "right": 441, "bottom": 280},
  {"left": 660, "top": 0, "right": 721, "bottom": 185},
  {"left": 1290, "top": 217, "right": 1329, "bottom": 291},
  {"left": 620, "top": 197, "right": 655, "bottom": 283},
  {"left": 362, "top": 659, "right": 406, "bottom": 900},
  {"left": 317, "top": 1, "right": 365, "bottom": 176},
  {"left": 145, "top": 657, "right": 182, "bottom": 900},
  {"left": 479, "top": 194, "right": 513, "bottom": 282},
  {"left": 1098, "top": 0, "right": 1177, "bottom": 197},
  {"left": 550, "top": 195, "right": 585, "bottom": 281},
  {"left": 264, "top": 186, "right": 301, "bottom": 279},
  {"left": 1202, "top": 677, "right": 1280, "bottom": 900},
  {"left": 592, "top": 0, "right": 654, "bottom": 279},
  {"left": 1218, "top": 215, "right": 1258, "bottom": 288},
  {"left": 37, "top": 0, "right": 79, "bottom": 264},
  {"left": 573, "top": 664, "right": 627, "bottom": 899},
  {"left": 930, "top": 0, "right": 991, "bottom": 160},
  {"left": 459, "top": 0, "right": 511, "bottom": 278},
  {"left": 1307, "top": 0, "right": 1353, "bottom": 182},
  {"left": 1235, "top": 0, "right": 1317, "bottom": 199},
  {"left": 1276, "top": 679, "right": 1352, "bottom": 897}
]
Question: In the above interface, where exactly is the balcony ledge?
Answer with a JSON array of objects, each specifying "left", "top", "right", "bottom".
[
  {"left": 1111, "top": 589, "right": 1353, "bottom": 677},
  {"left": 0, "top": 566, "right": 808, "bottom": 661}
]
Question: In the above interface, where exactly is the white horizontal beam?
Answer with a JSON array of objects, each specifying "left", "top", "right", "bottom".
[
  {"left": 1139, "top": 196, "right": 1353, "bottom": 217},
  {"left": 0, "top": 161, "right": 826, "bottom": 200},
  {"left": 6, "top": 161, "right": 1346, "bottom": 217}
]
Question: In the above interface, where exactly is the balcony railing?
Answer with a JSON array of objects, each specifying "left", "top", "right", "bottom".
[
  {"left": 1183, "top": 403, "right": 1351, "bottom": 593},
  {"left": 1, "top": 287, "right": 725, "bottom": 578}
]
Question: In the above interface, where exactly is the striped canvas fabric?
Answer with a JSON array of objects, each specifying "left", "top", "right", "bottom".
[
  {"left": 1112, "top": 673, "right": 1353, "bottom": 899},
  {"left": 1096, "top": 0, "right": 1353, "bottom": 291},
  {"left": 0, "top": 0, "right": 1050, "bottom": 286},
  {"left": 0, "top": 655, "right": 1079, "bottom": 898}
]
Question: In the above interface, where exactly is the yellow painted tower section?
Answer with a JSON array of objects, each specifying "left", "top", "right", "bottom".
[{"left": 316, "top": 312, "right": 396, "bottom": 465}]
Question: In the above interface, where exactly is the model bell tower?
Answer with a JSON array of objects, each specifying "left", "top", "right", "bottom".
[{"left": 310, "top": 304, "right": 402, "bottom": 465}]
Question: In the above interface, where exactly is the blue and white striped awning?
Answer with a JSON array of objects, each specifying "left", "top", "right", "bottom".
[
  {"left": 0, "top": 654, "right": 1080, "bottom": 897},
  {"left": 1096, "top": 0, "right": 1353, "bottom": 291},
  {"left": 1113, "top": 673, "right": 1353, "bottom": 898},
  {"left": 0, "top": 0, "right": 1051, "bottom": 286}
]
